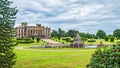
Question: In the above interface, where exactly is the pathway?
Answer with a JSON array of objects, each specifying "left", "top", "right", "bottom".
[
  {"left": 15, "top": 46, "right": 95, "bottom": 52},
  {"left": 42, "top": 39, "right": 62, "bottom": 45}
]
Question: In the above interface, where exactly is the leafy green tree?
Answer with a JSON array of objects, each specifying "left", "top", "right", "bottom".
[
  {"left": 58, "top": 28, "right": 65, "bottom": 37},
  {"left": 79, "top": 32, "right": 96, "bottom": 39},
  {"left": 113, "top": 29, "right": 120, "bottom": 39},
  {"left": 68, "top": 30, "right": 78, "bottom": 38},
  {"left": 0, "top": 0, "right": 17, "bottom": 67},
  {"left": 51, "top": 30, "right": 58, "bottom": 37},
  {"left": 96, "top": 30, "right": 106, "bottom": 39}
]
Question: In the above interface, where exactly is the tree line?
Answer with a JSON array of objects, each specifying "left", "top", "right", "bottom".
[{"left": 51, "top": 28, "right": 120, "bottom": 39}]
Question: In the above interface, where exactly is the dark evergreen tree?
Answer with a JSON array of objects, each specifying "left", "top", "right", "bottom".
[{"left": 0, "top": 0, "right": 17, "bottom": 67}]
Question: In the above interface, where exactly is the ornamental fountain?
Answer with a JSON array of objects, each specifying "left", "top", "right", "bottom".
[{"left": 70, "top": 33, "right": 84, "bottom": 48}]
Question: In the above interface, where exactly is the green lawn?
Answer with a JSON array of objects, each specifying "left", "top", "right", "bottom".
[
  {"left": 14, "top": 48, "right": 95, "bottom": 68},
  {"left": 84, "top": 39, "right": 116, "bottom": 45},
  {"left": 51, "top": 37, "right": 118, "bottom": 45},
  {"left": 14, "top": 38, "right": 117, "bottom": 68}
]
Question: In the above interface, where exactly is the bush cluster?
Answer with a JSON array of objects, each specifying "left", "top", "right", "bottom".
[
  {"left": 87, "top": 39, "right": 96, "bottom": 42},
  {"left": 62, "top": 38, "right": 74, "bottom": 42},
  {"left": 16, "top": 38, "right": 34, "bottom": 43},
  {"left": 87, "top": 45, "right": 120, "bottom": 68},
  {"left": 104, "top": 36, "right": 109, "bottom": 41},
  {"left": 110, "top": 37, "right": 114, "bottom": 42}
]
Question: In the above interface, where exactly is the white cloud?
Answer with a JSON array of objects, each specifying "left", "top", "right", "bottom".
[{"left": 11, "top": 0, "right": 120, "bottom": 34}]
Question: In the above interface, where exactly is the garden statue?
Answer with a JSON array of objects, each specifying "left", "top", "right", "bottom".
[
  {"left": 70, "top": 33, "right": 84, "bottom": 48},
  {"left": 97, "top": 41, "right": 104, "bottom": 48}
]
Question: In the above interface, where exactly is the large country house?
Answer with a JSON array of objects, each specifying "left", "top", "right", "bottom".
[{"left": 16, "top": 22, "right": 51, "bottom": 38}]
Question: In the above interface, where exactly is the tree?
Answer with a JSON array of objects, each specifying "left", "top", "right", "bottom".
[
  {"left": 68, "top": 30, "right": 78, "bottom": 38},
  {"left": 51, "top": 30, "right": 58, "bottom": 37},
  {"left": 0, "top": 0, "right": 17, "bottom": 67},
  {"left": 113, "top": 29, "right": 120, "bottom": 39},
  {"left": 96, "top": 30, "right": 106, "bottom": 39}
]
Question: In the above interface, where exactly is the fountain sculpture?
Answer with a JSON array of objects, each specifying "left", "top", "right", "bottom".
[{"left": 70, "top": 33, "right": 84, "bottom": 48}]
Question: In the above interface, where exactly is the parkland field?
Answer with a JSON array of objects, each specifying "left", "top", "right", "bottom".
[
  {"left": 14, "top": 38, "right": 119, "bottom": 68},
  {"left": 14, "top": 48, "right": 95, "bottom": 68}
]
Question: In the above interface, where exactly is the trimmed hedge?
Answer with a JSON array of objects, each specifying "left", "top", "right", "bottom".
[
  {"left": 110, "top": 37, "right": 114, "bottom": 42},
  {"left": 87, "top": 39, "right": 96, "bottom": 42},
  {"left": 87, "top": 45, "right": 120, "bottom": 68},
  {"left": 62, "top": 38, "right": 74, "bottom": 42},
  {"left": 16, "top": 38, "right": 34, "bottom": 43}
]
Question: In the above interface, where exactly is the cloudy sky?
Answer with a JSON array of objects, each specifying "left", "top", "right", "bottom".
[{"left": 11, "top": 0, "right": 120, "bottom": 34}]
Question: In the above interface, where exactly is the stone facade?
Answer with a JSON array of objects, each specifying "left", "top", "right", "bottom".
[{"left": 16, "top": 22, "right": 51, "bottom": 38}]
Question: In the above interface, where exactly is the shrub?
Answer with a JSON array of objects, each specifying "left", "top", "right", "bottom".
[
  {"left": 66, "top": 38, "right": 74, "bottom": 42},
  {"left": 82, "top": 38, "right": 88, "bottom": 41},
  {"left": 87, "top": 45, "right": 120, "bottom": 68},
  {"left": 87, "top": 39, "right": 96, "bottom": 42},
  {"left": 110, "top": 37, "right": 114, "bottom": 42},
  {"left": 32, "top": 36, "right": 35, "bottom": 40},
  {"left": 62, "top": 42, "right": 64, "bottom": 44},
  {"left": 104, "top": 36, "right": 109, "bottom": 41},
  {"left": 67, "top": 40, "right": 74, "bottom": 42},
  {"left": 36, "top": 38, "right": 40, "bottom": 43}
]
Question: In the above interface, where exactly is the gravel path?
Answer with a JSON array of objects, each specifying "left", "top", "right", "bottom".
[
  {"left": 42, "top": 39, "right": 62, "bottom": 45},
  {"left": 15, "top": 46, "right": 95, "bottom": 52}
]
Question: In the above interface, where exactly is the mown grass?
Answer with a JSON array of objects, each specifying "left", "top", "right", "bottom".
[
  {"left": 14, "top": 48, "right": 95, "bottom": 68},
  {"left": 14, "top": 37, "right": 117, "bottom": 68},
  {"left": 84, "top": 39, "right": 116, "bottom": 45},
  {"left": 52, "top": 37, "right": 118, "bottom": 45},
  {"left": 17, "top": 39, "right": 46, "bottom": 48}
]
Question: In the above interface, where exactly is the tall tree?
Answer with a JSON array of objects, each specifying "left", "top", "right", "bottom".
[
  {"left": 113, "top": 29, "right": 120, "bottom": 39},
  {"left": 58, "top": 28, "right": 65, "bottom": 38},
  {"left": 68, "top": 30, "right": 78, "bottom": 38},
  {"left": 96, "top": 30, "right": 106, "bottom": 39},
  {"left": 0, "top": 0, "right": 17, "bottom": 67},
  {"left": 51, "top": 30, "right": 58, "bottom": 37}
]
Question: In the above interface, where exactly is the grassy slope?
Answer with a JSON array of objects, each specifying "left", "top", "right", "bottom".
[{"left": 14, "top": 48, "right": 95, "bottom": 68}]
